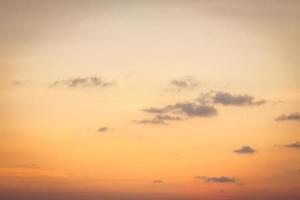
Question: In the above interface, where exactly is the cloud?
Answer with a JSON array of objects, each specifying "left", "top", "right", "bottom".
[
  {"left": 136, "top": 114, "right": 182, "bottom": 125},
  {"left": 171, "top": 103, "right": 217, "bottom": 117},
  {"left": 98, "top": 127, "right": 109, "bottom": 132},
  {"left": 285, "top": 141, "right": 300, "bottom": 149},
  {"left": 168, "top": 76, "right": 199, "bottom": 92},
  {"left": 212, "top": 91, "right": 266, "bottom": 106},
  {"left": 144, "top": 103, "right": 217, "bottom": 117},
  {"left": 12, "top": 80, "right": 30, "bottom": 86},
  {"left": 50, "top": 76, "right": 116, "bottom": 88},
  {"left": 152, "top": 179, "right": 163, "bottom": 184},
  {"left": 194, "top": 176, "right": 237, "bottom": 184},
  {"left": 275, "top": 112, "right": 300, "bottom": 121},
  {"left": 140, "top": 102, "right": 217, "bottom": 125},
  {"left": 233, "top": 146, "right": 256, "bottom": 154},
  {"left": 139, "top": 90, "right": 264, "bottom": 125}
]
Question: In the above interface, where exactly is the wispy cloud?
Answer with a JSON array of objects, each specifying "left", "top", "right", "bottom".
[
  {"left": 152, "top": 179, "right": 163, "bottom": 184},
  {"left": 275, "top": 112, "right": 300, "bottom": 122},
  {"left": 199, "top": 91, "right": 267, "bottom": 106},
  {"left": 167, "top": 76, "right": 199, "bottom": 92},
  {"left": 233, "top": 146, "right": 256, "bottom": 154},
  {"left": 285, "top": 141, "right": 300, "bottom": 149},
  {"left": 140, "top": 101, "right": 217, "bottom": 125},
  {"left": 50, "top": 76, "right": 116, "bottom": 88},
  {"left": 136, "top": 114, "right": 182, "bottom": 125},
  {"left": 194, "top": 176, "right": 237, "bottom": 184},
  {"left": 143, "top": 103, "right": 217, "bottom": 117}
]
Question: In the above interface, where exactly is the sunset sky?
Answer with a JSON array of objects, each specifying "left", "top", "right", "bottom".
[{"left": 0, "top": 1, "right": 300, "bottom": 200}]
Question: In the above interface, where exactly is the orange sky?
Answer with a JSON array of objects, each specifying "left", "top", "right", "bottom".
[{"left": 0, "top": 1, "right": 300, "bottom": 200}]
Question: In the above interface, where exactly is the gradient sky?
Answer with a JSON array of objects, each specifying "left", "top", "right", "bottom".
[{"left": 0, "top": 1, "right": 300, "bottom": 200}]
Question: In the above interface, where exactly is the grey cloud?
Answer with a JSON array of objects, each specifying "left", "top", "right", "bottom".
[
  {"left": 212, "top": 91, "right": 266, "bottom": 106},
  {"left": 139, "top": 90, "right": 264, "bottom": 125},
  {"left": 169, "top": 76, "right": 198, "bottom": 92},
  {"left": 285, "top": 141, "right": 300, "bottom": 149},
  {"left": 194, "top": 176, "right": 237, "bottom": 183},
  {"left": 152, "top": 179, "right": 163, "bottom": 184},
  {"left": 196, "top": 91, "right": 266, "bottom": 106},
  {"left": 171, "top": 103, "right": 217, "bottom": 117},
  {"left": 136, "top": 114, "right": 182, "bottom": 125},
  {"left": 143, "top": 103, "right": 217, "bottom": 117},
  {"left": 233, "top": 146, "right": 256, "bottom": 154},
  {"left": 50, "top": 76, "right": 116, "bottom": 88},
  {"left": 143, "top": 107, "right": 172, "bottom": 114},
  {"left": 98, "top": 127, "right": 109, "bottom": 132},
  {"left": 275, "top": 112, "right": 300, "bottom": 121}
]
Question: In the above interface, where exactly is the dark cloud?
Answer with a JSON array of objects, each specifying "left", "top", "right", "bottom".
[
  {"left": 168, "top": 76, "right": 198, "bottom": 92},
  {"left": 98, "top": 127, "right": 109, "bottom": 132},
  {"left": 152, "top": 179, "right": 163, "bottom": 184},
  {"left": 140, "top": 102, "right": 217, "bottom": 125},
  {"left": 196, "top": 91, "right": 266, "bottom": 106},
  {"left": 50, "top": 76, "right": 116, "bottom": 88},
  {"left": 136, "top": 114, "right": 182, "bottom": 125},
  {"left": 144, "top": 103, "right": 217, "bottom": 117},
  {"left": 139, "top": 90, "right": 264, "bottom": 125},
  {"left": 233, "top": 146, "right": 256, "bottom": 154},
  {"left": 285, "top": 141, "right": 300, "bottom": 149},
  {"left": 143, "top": 107, "right": 172, "bottom": 114},
  {"left": 194, "top": 176, "right": 237, "bottom": 183},
  {"left": 212, "top": 91, "right": 266, "bottom": 106},
  {"left": 171, "top": 103, "right": 217, "bottom": 117},
  {"left": 275, "top": 112, "right": 300, "bottom": 122}
]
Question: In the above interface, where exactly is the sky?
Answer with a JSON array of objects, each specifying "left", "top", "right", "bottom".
[{"left": 0, "top": 0, "right": 300, "bottom": 200}]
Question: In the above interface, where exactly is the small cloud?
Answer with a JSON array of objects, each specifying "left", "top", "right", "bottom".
[
  {"left": 50, "top": 76, "right": 116, "bottom": 88},
  {"left": 98, "top": 127, "right": 109, "bottom": 132},
  {"left": 171, "top": 103, "right": 217, "bottom": 117},
  {"left": 152, "top": 179, "right": 163, "bottom": 184},
  {"left": 136, "top": 114, "right": 182, "bottom": 125},
  {"left": 168, "top": 76, "right": 199, "bottom": 92},
  {"left": 233, "top": 146, "right": 256, "bottom": 154},
  {"left": 285, "top": 141, "right": 300, "bottom": 149},
  {"left": 12, "top": 80, "right": 30, "bottom": 86},
  {"left": 143, "top": 103, "right": 217, "bottom": 118},
  {"left": 275, "top": 112, "right": 300, "bottom": 122},
  {"left": 143, "top": 107, "right": 172, "bottom": 114},
  {"left": 195, "top": 176, "right": 237, "bottom": 184},
  {"left": 212, "top": 91, "right": 266, "bottom": 106}
]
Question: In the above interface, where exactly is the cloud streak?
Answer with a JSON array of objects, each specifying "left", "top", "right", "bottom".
[
  {"left": 50, "top": 76, "right": 116, "bottom": 88},
  {"left": 136, "top": 114, "right": 182, "bottom": 125},
  {"left": 152, "top": 179, "right": 163, "bottom": 184},
  {"left": 194, "top": 176, "right": 237, "bottom": 184},
  {"left": 275, "top": 112, "right": 300, "bottom": 122},
  {"left": 212, "top": 91, "right": 266, "bottom": 106},
  {"left": 168, "top": 76, "right": 199, "bottom": 92},
  {"left": 233, "top": 146, "right": 256, "bottom": 154},
  {"left": 285, "top": 141, "right": 300, "bottom": 149}
]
